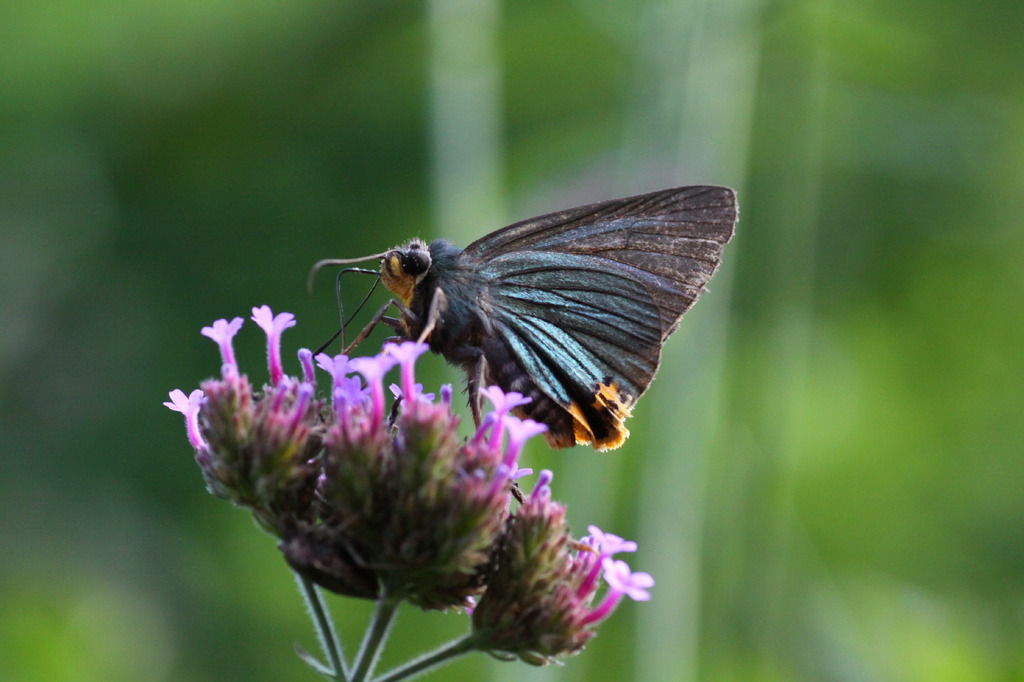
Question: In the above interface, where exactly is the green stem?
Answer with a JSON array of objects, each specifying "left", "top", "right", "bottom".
[
  {"left": 296, "top": 573, "right": 348, "bottom": 681},
  {"left": 350, "top": 589, "right": 401, "bottom": 682},
  {"left": 371, "top": 634, "right": 479, "bottom": 682}
]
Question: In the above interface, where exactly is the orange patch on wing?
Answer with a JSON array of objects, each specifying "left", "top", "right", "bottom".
[
  {"left": 564, "top": 382, "right": 635, "bottom": 452},
  {"left": 564, "top": 400, "right": 597, "bottom": 444}
]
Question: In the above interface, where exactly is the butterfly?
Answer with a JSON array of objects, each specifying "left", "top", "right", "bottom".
[{"left": 316, "top": 185, "right": 737, "bottom": 450}]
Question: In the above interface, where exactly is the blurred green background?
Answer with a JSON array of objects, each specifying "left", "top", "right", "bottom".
[{"left": 2, "top": 0, "right": 1022, "bottom": 680}]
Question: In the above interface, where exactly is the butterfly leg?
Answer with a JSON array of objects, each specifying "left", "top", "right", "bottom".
[
  {"left": 415, "top": 287, "right": 448, "bottom": 344},
  {"left": 468, "top": 351, "right": 488, "bottom": 428}
]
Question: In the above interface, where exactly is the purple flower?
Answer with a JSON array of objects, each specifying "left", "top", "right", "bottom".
[
  {"left": 531, "top": 469, "right": 553, "bottom": 499},
  {"left": 510, "top": 466, "right": 534, "bottom": 482},
  {"left": 175, "top": 308, "right": 611, "bottom": 626},
  {"left": 201, "top": 317, "right": 244, "bottom": 375},
  {"left": 289, "top": 382, "right": 315, "bottom": 435},
  {"left": 471, "top": 412, "right": 498, "bottom": 447},
  {"left": 586, "top": 525, "right": 638, "bottom": 558},
  {"left": 251, "top": 305, "right": 296, "bottom": 386},
  {"left": 576, "top": 525, "right": 638, "bottom": 600},
  {"left": 472, "top": 470, "right": 587, "bottom": 661},
  {"left": 314, "top": 353, "right": 350, "bottom": 407},
  {"left": 583, "top": 558, "right": 654, "bottom": 625},
  {"left": 479, "top": 385, "right": 532, "bottom": 449},
  {"left": 297, "top": 348, "right": 316, "bottom": 385},
  {"left": 471, "top": 468, "right": 654, "bottom": 664},
  {"left": 336, "top": 376, "right": 365, "bottom": 413},
  {"left": 480, "top": 385, "right": 532, "bottom": 415},
  {"left": 348, "top": 354, "right": 398, "bottom": 433},
  {"left": 258, "top": 380, "right": 317, "bottom": 456},
  {"left": 316, "top": 353, "right": 367, "bottom": 419},
  {"left": 315, "top": 352, "right": 348, "bottom": 385},
  {"left": 502, "top": 416, "right": 547, "bottom": 468},
  {"left": 384, "top": 341, "right": 429, "bottom": 402},
  {"left": 602, "top": 559, "right": 653, "bottom": 601},
  {"left": 477, "top": 385, "right": 528, "bottom": 448},
  {"left": 164, "top": 388, "right": 207, "bottom": 451},
  {"left": 317, "top": 345, "right": 514, "bottom": 611}
]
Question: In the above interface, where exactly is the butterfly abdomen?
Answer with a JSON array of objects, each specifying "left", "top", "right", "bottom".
[{"left": 478, "top": 335, "right": 577, "bottom": 448}]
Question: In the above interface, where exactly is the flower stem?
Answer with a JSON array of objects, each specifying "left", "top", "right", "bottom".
[
  {"left": 371, "top": 634, "right": 479, "bottom": 682},
  {"left": 350, "top": 589, "right": 401, "bottom": 682},
  {"left": 296, "top": 572, "right": 348, "bottom": 680}
]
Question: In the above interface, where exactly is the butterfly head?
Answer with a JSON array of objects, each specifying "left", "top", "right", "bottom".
[{"left": 380, "top": 239, "right": 432, "bottom": 306}]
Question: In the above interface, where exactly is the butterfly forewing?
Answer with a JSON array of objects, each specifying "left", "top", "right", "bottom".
[{"left": 460, "top": 185, "right": 737, "bottom": 449}]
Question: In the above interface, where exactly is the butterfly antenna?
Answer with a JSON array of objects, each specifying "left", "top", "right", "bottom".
[
  {"left": 340, "top": 270, "right": 381, "bottom": 336},
  {"left": 307, "top": 252, "right": 386, "bottom": 294},
  {"left": 312, "top": 267, "right": 382, "bottom": 356}
]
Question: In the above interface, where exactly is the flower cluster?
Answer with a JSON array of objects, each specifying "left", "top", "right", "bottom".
[
  {"left": 165, "top": 308, "right": 321, "bottom": 535},
  {"left": 471, "top": 475, "right": 654, "bottom": 664},
  {"left": 165, "top": 306, "right": 653, "bottom": 665}
]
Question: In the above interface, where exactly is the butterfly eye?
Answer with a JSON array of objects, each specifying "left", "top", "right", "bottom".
[{"left": 402, "top": 249, "right": 431, "bottom": 277}]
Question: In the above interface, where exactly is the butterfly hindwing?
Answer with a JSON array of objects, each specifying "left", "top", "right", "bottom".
[
  {"left": 462, "top": 186, "right": 737, "bottom": 450},
  {"left": 486, "top": 251, "right": 661, "bottom": 391}
]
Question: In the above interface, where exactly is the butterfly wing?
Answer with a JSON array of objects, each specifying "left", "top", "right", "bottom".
[{"left": 461, "top": 185, "right": 737, "bottom": 450}]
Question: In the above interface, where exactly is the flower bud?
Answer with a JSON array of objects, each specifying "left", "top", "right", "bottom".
[{"left": 471, "top": 474, "right": 653, "bottom": 665}]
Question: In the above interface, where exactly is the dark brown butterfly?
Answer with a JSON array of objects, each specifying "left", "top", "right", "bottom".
[{"left": 315, "top": 186, "right": 737, "bottom": 450}]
